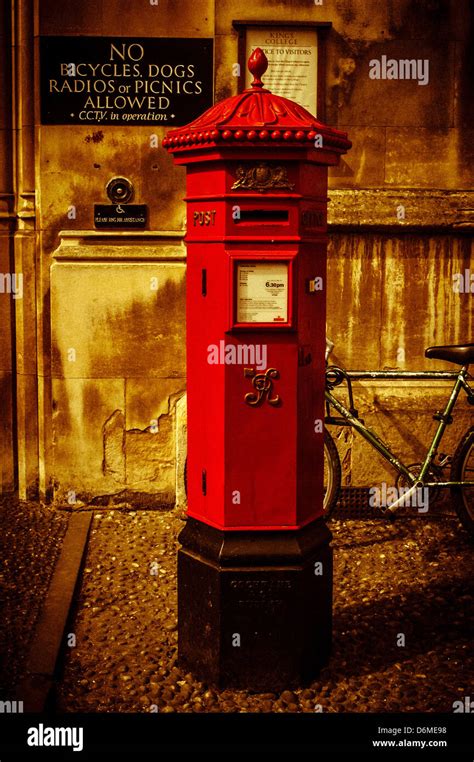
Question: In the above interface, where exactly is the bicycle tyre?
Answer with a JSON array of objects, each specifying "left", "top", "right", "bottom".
[
  {"left": 450, "top": 426, "right": 474, "bottom": 537},
  {"left": 183, "top": 428, "right": 341, "bottom": 517},
  {"left": 323, "top": 427, "right": 341, "bottom": 518}
]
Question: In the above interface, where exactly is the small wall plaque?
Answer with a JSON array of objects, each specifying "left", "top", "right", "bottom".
[{"left": 94, "top": 204, "right": 147, "bottom": 229}]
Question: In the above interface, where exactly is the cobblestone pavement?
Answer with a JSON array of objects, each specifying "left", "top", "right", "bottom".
[
  {"left": 0, "top": 497, "right": 69, "bottom": 694},
  {"left": 55, "top": 509, "right": 473, "bottom": 713}
]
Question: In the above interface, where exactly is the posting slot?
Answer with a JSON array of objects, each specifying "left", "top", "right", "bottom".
[{"left": 235, "top": 209, "right": 289, "bottom": 224}]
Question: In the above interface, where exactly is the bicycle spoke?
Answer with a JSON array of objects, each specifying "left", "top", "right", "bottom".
[{"left": 461, "top": 441, "right": 474, "bottom": 521}]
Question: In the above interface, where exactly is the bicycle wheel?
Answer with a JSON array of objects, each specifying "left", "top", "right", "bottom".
[
  {"left": 323, "top": 427, "right": 341, "bottom": 518},
  {"left": 450, "top": 426, "right": 474, "bottom": 537}
]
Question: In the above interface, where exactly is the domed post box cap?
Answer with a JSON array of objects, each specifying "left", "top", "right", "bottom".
[{"left": 163, "top": 48, "right": 351, "bottom": 156}]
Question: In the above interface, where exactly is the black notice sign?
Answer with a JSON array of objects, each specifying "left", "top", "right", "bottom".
[
  {"left": 94, "top": 204, "right": 148, "bottom": 229},
  {"left": 40, "top": 37, "right": 213, "bottom": 126}
]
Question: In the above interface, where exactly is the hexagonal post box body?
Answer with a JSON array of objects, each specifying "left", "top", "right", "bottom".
[{"left": 164, "top": 49, "right": 350, "bottom": 690}]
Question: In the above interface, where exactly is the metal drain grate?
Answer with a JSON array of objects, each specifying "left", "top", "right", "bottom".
[
  {"left": 334, "top": 487, "right": 383, "bottom": 518},
  {"left": 333, "top": 486, "right": 455, "bottom": 519}
]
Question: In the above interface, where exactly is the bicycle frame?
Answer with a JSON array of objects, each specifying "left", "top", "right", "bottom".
[{"left": 325, "top": 366, "right": 474, "bottom": 499}]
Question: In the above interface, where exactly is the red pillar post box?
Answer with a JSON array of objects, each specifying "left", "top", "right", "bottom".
[{"left": 164, "top": 49, "right": 351, "bottom": 690}]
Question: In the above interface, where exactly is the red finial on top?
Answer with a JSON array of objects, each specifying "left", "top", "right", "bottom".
[{"left": 248, "top": 48, "right": 268, "bottom": 88}]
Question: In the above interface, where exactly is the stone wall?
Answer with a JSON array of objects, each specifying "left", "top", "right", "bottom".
[{"left": 0, "top": 0, "right": 472, "bottom": 502}]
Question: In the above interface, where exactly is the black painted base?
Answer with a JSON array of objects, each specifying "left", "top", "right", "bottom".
[{"left": 177, "top": 517, "right": 333, "bottom": 691}]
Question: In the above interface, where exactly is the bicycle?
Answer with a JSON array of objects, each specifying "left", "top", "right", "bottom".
[{"left": 322, "top": 341, "right": 474, "bottom": 536}]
